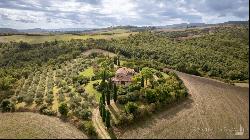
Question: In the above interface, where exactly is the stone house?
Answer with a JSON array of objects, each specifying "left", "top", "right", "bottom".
[{"left": 111, "top": 67, "right": 136, "bottom": 86}]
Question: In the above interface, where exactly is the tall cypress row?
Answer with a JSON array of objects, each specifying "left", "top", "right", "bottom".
[
  {"left": 113, "top": 83, "right": 117, "bottom": 102},
  {"left": 102, "top": 91, "right": 105, "bottom": 105},
  {"left": 105, "top": 110, "right": 111, "bottom": 128},
  {"left": 113, "top": 56, "right": 117, "bottom": 65},
  {"left": 99, "top": 97, "right": 103, "bottom": 115},
  {"left": 106, "top": 89, "right": 110, "bottom": 105},
  {"left": 102, "top": 107, "right": 106, "bottom": 122},
  {"left": 117, "top": 56, "right": 120, "bottom": 66},
  {"left": 141, "top": 76, "right": 144, "bottom": 87}
]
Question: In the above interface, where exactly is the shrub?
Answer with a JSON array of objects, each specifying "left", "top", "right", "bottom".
[
  {"left": 11, "top": 96, "right": 17, "bottom": 104},
  {"left": 0, "top": 99, "right": 15, "bottom": 112},
  {"left": 76, "top": 86, "right": 85, "bottom": 93},
  {"left": 117, "top": 87, "right": 127, "bottom": 95},
  {"left": 178, "top": 89, "right": 188, "bottom": 98},
  {"left": 78, "top": 109, "right": 92, "bottom": 120},
  {"left": 79, "top": 121, "right": 97, "bottom": 137},
  {"left": 92, "top": 82, "right": 99, "bottom": 87},
  {"left": 127, "top": 90, "right": 140, "bottom": 102},
  {"left": 59, "top": 102, "right": 69, "bottom": 117},
  {"left": 45, "top": 94, "right": 54, "bottom": 104},
  {"left": 17, "top": 95, "right": 24, "bottom": 103},
  {"left": 145, "top": 88, "right": 157, "bottom": 103},
  {"left": 155, "top": 71, "right": 163, "bottom": 78},
  {"left": 62, "top": 85, "right": 70, "bottom": 93},
  {"left": 169, "top": 71, "right": 178, "bottom": 78},
  {"left": 125, "top": 102, "right": 138, "bottom": 114},
  {"left": 58, "top": 93, "right": 65, "bottom": 102},
  {"left": 35, "top": 97, "right": 43, "bottom": 105},
  {"left": 157, "top": 78, "right": 166, "bottom": 84},
  {"left": 91, "top": 75, "right": 99, "bottom": 81},
  {"left": 68, "top": 92, "right": 75, "bottom": 97},
  {"left": 39, "top": 104, "right": 48, "bottom": 113},
  {"left": 96, "top": 81, "right": 107, "bottom": 92},
  {"left": 42, "top": 108, "right": 57, "bottom": 116},
  {"left": 117, "top": 95, "right": 128, "bottom": 104},
  {"left": 117, "top": 112, "right": 134, "bottom": 126},
  {"left": 128, "top": 83, "right": 141, "bottom": 92},
  {"left": 23, "top": 94, "right": 34, "bottom": 105},
  {"left": 36, "top": 91, "right": 44, "bottom": 98},
  {"left": 39, "top": 104, "right": 57, "bottom": 116},
  {"left": 48, "top": 90, "right": 53, "bottom": 95},
  {"left": 136, "top": 104, "right": 150, "bottom": 118},
  {"left": 77, "top": 76, "right": 90, "bottom": 85}
]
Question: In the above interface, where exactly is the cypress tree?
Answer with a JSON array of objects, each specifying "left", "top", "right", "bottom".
[
  {"left": 108, "top": 78, "right": 112, "bottom": 90},
  {"left": 102, "top": 70, "right": 106, "bottom": 82},
  {"left": 106, "top": 89, "right": 110, "bottom": 105},
  {"left": 141, "top": 76, "right": 144, "bottom": 87},
  {"left": 113, "top": 83, "right": 117, "bottom": 102},
  {"left": 102, "top": 107, "right": 106, "bottom": 122},
  {"left": 113, "top": 57, "right": 117, "bottom": 65},
  {"left": 102, "top": 91, "right": 105, "bottom": 105},
  {"left": 105, "top": 110, "right": 111, "bottom": 128},
  {"left": 117, "top": 56, "right": 120, "bottom": 66},
  {"left": 99, "top": 97, "right": 103, "bottom": 114}
]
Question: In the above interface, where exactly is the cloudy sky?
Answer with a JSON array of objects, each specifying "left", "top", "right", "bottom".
[{"left": 0, "top": 0, "right": 249, "bottom": 29}]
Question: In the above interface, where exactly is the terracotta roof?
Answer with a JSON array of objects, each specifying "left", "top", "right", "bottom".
[
  {"left": 112, "top": 67, "right": 135, "bottom": 82},
  {"left": 116, "top": 67, "right": 135, "bottom": 75},
  {"left": 112, "top": 76, "right": 132, "bottom": 82}
]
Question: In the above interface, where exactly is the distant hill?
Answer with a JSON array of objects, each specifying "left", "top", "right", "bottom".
[
  {"left": 0, "top": 28, "right": 20, "bottom": 33},
  {"left": 222, "top": 20, "right": 249, "bottom": 25},
  {"left": 0, "top": 20, "right": 248, "bottom": 34},
  {"left": 156, "top": 20, "right": 249, "bottom": 29},
  {"left": 46, "top": 28, "right": 92, "bottom": 32},
  {"left": 18, "top": 28, "right": 48, "bottom": 33},
  {"left": 157, "top": 23, "right": 207, "bottom": 29}
]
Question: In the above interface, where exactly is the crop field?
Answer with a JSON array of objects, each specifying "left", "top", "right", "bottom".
[
  {"left": 12, "top": 54, "right": 96, "bottom": 113},
  {"left": 114, "top": 69, "right": 249, "bottom": 139},
  {"left": 0, "top": 112, "right": 87, "bottom": 139},
  {"left": 0, "top": 31, "right": 137, "bottom": 44},
  {"left": 0, "top": 49, "right": 118, "bottom": 139}
]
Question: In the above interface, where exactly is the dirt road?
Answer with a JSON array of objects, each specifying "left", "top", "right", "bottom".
[
  {"left": 116, "top": 69, "right": 249, "bottom": 139},
  {"left": 92, "top": 108, "right": 111, "bottom": 139}
]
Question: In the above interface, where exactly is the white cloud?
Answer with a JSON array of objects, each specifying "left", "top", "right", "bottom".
[
  {"left": 0, "top": 0, "right": 248, "bottom": 29},
  {"left": 100, "top": 0, "right": 139, "bottom": 20}
]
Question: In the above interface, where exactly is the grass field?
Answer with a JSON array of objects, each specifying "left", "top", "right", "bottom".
[
  {"left": 85, "top": 80, "right": 102, "bottom": 102},
  {"left": 80, "top": 67, "right": 95, "bottom": 77},
  {"left": 0, "top": 112, "right": 87, "bottom": 139},
  {"left": 0, "top": 31, "right": 137, "bottom": 44},
  {"left": 80, "top": 66, "right": 102, "bottom": 102}
]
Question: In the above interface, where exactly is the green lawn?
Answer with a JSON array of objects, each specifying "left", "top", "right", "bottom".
[
  {"left": 80, "top": 66, "right": 101, "bottom": 101},
  {"left": 161, "top": 72, "right": 170, "bottom": 78},
  {"left": 85, "top": 80, "right": 101, "bottom": 102},
  {"left": 80, "top": 67, "right": 95, "bottom": 77}
]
